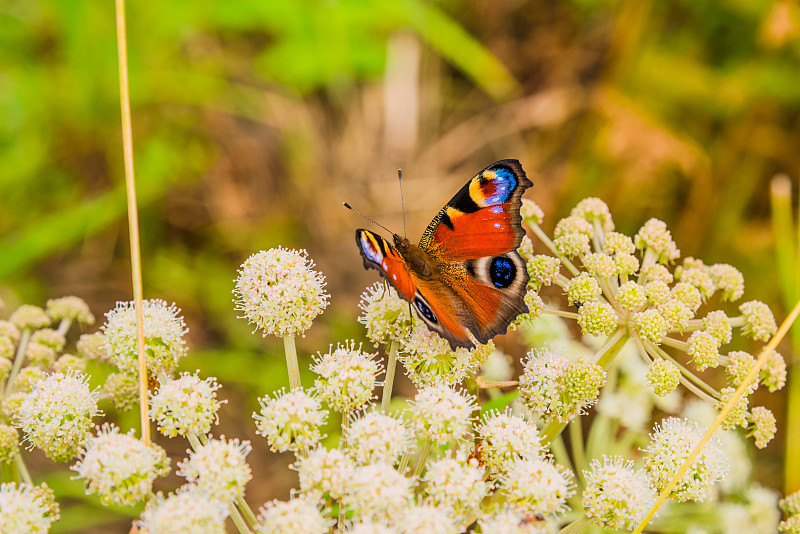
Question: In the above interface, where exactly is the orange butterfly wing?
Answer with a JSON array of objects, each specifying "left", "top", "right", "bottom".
[
  {"left": 417, "top": 160, "right": 532, "bottom": 346},
  {"left": 355, "top": 160, "right": 532, "bottom": 349}
]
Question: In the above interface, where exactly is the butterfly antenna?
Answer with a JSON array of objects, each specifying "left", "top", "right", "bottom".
[
  {"left": 398, "top": 169, "right": 407, "bottom": 238},
  {"left": 343, "top": 202, "right": 395, "bottom": 235}
]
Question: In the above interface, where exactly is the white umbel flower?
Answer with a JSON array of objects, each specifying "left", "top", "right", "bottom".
[
  {"left": 0, "top": 483, "right": 59, "bottom": 534},
  {"left": 423, "top": 453, "right": 492, "bottom": 517},
  {"left": 177, "top": 436, "right": 252, "bottom": 502},
  {"left": 234, "top": 247, "right": 329, "bottom": 337},
  {"left": 394, "top": 503, "right": 459, "bottom": 534},
  {"left": 582, "top": 455, "right": 656, "bottom": 530},
  {"left": 102, "top": 299, "right": 188, "bottom": 377},
  {"left": 643, "top": 417, "right": 728, "bottom": 502},
  {"left": 149, "top": 372, "right": 225, "bottom": 438},
  {"left": 475, "top": 410, "right": 543, "bottom": 474},
  {"left": 358, "top": 283, "right": 412, "bottom": 346},
  {"left": 294, "top": 446, "right": 355, "bottom": 500},
  {"left": 344, "top": 410, "right": 412, "bottom": 466},
  {"left": 408, "top": 385, "right": 477, "bottom": 445},
  {"left": 139, "top": 487, "right": 228, "bottom": 534},
  {"left": 72, "top": 423, "right": 170, "bottom": 506},
  {"left": 255, "top": 496, "right": 331, "bottom": 534},
  {"left": 16, "top": 370, "right": 100, "bottom": 462},
  {"left": 312, "top": 340, "right": 382, "bottom": 413},
  {"left": 400, "top": 323, "right": 492, "bottom": 387},
  {"left": 478, "top": 505, "right": 547, "bottom": 534},
  {"left": 500, "top": 457, "right": 575, "bottom": 516},
  {"left": 518, "top": 347, "right": 606, "bottom": 423},
  {"left": 343, "top": 463, "right": 413, "bottom": 521},
  {"left": 254, "top": 388, "right": 326, "bottom": 453}
]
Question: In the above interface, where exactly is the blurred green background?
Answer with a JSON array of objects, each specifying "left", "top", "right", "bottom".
[{"left": 2, "top": 0, "right": 800, "bottom": 532}]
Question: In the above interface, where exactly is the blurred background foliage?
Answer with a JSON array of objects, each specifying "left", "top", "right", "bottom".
[{"left": 1, "top": 0, "right": 800, "bottom": 531}]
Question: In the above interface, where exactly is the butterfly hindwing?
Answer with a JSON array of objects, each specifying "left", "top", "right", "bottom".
[
  {"left": 356, "top": 229, "right": 474, "bottom": 347},
  {"left": 418, "top": 159, "right": 532, "bottom": 347}
]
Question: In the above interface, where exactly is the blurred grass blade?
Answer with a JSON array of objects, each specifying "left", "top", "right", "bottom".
[
  {"left": 770, "top": 174, "right": 800, "bottom": 493},
  {"left": 771, "top": 174, "right": 800, "bottom": 325},
  {"left": 403, "top": 0, "right": 519, "bottom": 101},
  {"left": 0, "top": 176, "right": 172, "bottom": 279}
]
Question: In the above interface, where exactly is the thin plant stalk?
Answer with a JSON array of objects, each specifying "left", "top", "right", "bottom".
[
  {"left": 559, "top": 514, "right": 593, "bottom": 534},
  {"left": 569, "top": 417, "right": 586, "bottom": 486},
  {"left": 770, "top": 175, "right": 800, "bottom": 493},
  {"left": 632, "top": 297, "right": 800, "bottom": 534},
  {"left": 3, "top": 329, "right": 31, "bottom": 399},
  {"left": 115, "top": 0, "right": 149, "bottom": 446},
  {"left": 412, "top": 439, "right": 432, "bottom": 479},
  {"left": 56, "top": 318, "right": 71, "bottom": 337},
  {"left": 15, "top": 453, "right": 32, "bottom": 485},
  {"left": 227, "top": 503, "right": 251, "bottom": 534},
  {"left": 381, "top": 340, "right": 399, "bottom": 413},
  {"left": 283, "top": 334, "right": 302, "bottom": 390}
]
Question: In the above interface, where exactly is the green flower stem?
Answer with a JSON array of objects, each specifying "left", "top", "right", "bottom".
[
  {"left": 398, "top": 451, "right": 411, "bottom": 473},
  {"left": 458, "top": 508, "right": 478, "bottom": 532},
  {"left": 548, "top": 433, "right": 574, "bottom": 476},
  {"left": 529, "top": 223, "right": 581, "bottom": 276},
  {"left": 412, "top": 439, "right": 432, "bottom": 479},
  {"left": 591, "top": 220, "right": 605, "bottom": 253},
  {"left": 326, "top": 497, "right": 334, "bottom": 534},
  {"left": 597, "top": 278, "right": 622, "bottom": 313},
  {"left": 594, "top": 328, "right": 628, "bottom": 367},
  {"left": 56, "top": 318, "right": 72, "bottom": 337},
  {"left": 236, "top": 495, "right": 258, "bottom": 528},
  {"left": 3, "top": 329, "right": 31, "bottom": 400},
  {"left": 187, "top": 432, "right": 202, "bottom": 452},
  {"left": 659, "top": 336, "right": 689, "bottom": 352},
  {"left": 683, "top": 318, "right": 709, "bottom": 331},
  {"left": 635, "top": 337, "right": 717, "bottom": 401},
  {"left": 636, "top": 249, "right": 658, "bottom": 284},
  {"left": 558, "top": 514, "right": 593, "bottom": 534},
  {"left": 787, "top": 363, "right": 800, "bottom": 493},
  {"left": 568, "top": 417, "right": 586, "bottom": 486},
  {"left": 381, "top": 340, "right": 399, "bottom": 413},
  {"left": 228, "top": 503, "right": 251, "bottom": 534},
  {"left": 283, "top": 334, "right": 302, "bottom": 390},
  {"left": 340, "top": 413, "right": 351, "bottom": 448},
  {"left": 727, "top": 316, "right": 746, "bottom": 328},
  {"left": 543, "top": 308, "right": 580, "bottom": 320},
  {"left": 15, "top": 452, "right": 32, "bottom": 485},
  {"left": 338, "top": 500, "right": 346, "bottom": 531}
]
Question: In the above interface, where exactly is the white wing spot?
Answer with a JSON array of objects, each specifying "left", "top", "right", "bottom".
[
  {"left": 494, "top": 223, "right": 501, "bottom": 228},
  {"left": 392, "top": 274, "right": 397, "bottom": 281}
]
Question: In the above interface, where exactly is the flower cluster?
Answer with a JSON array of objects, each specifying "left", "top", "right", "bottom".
[
  {"left": 102, "top": 299, "right": 188, "bottom": 377},
  {"left": 234, "top": 247, "right": 329, "bottom": 337},
  {"left": 521, "top": 197, "right": 782, "bottom": 448},
  {"left": 3, "top": 196, "right": 789, "bottom": 534}
]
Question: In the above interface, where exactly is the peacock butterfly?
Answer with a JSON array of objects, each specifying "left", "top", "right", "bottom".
[{"left": 355, "top": 159, "right": 532, "bottom": 349}]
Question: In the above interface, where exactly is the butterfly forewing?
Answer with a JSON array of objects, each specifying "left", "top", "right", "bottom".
[{"left": 419, "top": 159, "right": 531, "bottom": 259}]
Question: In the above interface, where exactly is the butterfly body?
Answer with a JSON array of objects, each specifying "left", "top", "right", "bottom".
[{"left": 356, "top": 159, "right": 532, "bottom": 349}]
